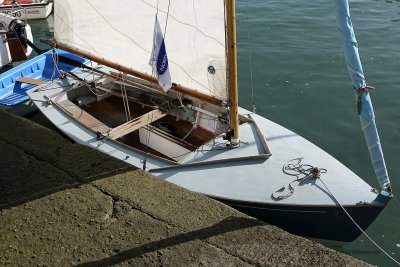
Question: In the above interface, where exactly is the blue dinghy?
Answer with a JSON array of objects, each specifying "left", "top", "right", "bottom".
[{"left": 0, "top": 49, "right": 88, "bottom": 115}]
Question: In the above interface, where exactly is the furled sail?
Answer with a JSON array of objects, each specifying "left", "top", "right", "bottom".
[
  {"left": 54, "top": 0, "right": 227, "bottom": 100},
  {"left": 334, "top": 0, "right": 391, "bottom": 192}
]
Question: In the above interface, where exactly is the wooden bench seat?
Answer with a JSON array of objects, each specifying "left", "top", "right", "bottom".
[
  {"left": 108, "top": 109, "right": 166, "bottom": 139},
  {"left": 16, "top": 77, "right": 46, "bottom": 86},
  {"left": 57, "top": 99, "right": 110, "bottom": 133}
]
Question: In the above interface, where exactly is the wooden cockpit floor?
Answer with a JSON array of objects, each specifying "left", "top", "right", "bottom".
[
  {"left": 82, "top": 95, "right": 153, "bottom": 128},
  {"left": 81, "top": 95, "right": 216, "bottom": 159}
]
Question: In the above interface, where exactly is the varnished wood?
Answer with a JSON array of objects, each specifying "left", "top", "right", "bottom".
[
  {"left": 6, "top": 32, "right": 27, "bottom": 61},
  {"left": 16, "top": 77, "right": 46, "bottom": 86},
  {"left": 108, "top": 109, "right": 166, "bottom": 140},
  {"left": 57, "top": 99, "right": 110, "bottom": 133},
  {"left": 226, "top": 0, "right": 240, "bottom": 143},
  {"left": 41, "top": 39, "right": 223, "bottom": 107}
]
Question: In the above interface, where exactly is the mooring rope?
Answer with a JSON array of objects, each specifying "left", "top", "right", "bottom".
[
  {"left": 318, "top": 177, "right": 400, "bottom": 266},
  {"left": 276, "top": 158, "right": 399, "bottom": 265}
]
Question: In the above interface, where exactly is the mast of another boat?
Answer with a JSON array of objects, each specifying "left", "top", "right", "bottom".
[{"left": 226, "top": 0, "right": 240, "bottom": 147}]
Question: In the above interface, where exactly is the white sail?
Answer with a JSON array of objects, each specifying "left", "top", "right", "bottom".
[{"left": 54, "top": 0, "right": 227, "bottom": 100}]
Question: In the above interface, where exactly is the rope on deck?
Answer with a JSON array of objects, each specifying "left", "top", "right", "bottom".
[{"left": 272, "top": 158, "right": 326, "bottom": 200}]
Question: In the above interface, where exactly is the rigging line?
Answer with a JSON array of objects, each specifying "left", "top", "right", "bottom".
[
  {"left": 86, "top": 0, "right": 213, "bottom": 95},
  {"left": 245, "top": 0, "right": 256, "bottom": 112},
  {"left": 155, "top": 0, "right": 159, "bottom": 16},
  {"left": 83, "top": 0, "right": 151, "bottom": 55},
  {"left": 54, "top": 1, "right": 100, "bottom": 56},
  {"left": 89, "top": 59, "right": 95, "bottom": 82},
  {"left": 138, "top": 0, "right": 224, "bottom": 95},
  {"left": 182, "top": 104, "right": 200, "bottom": 140},
  {"left": 118, "top": 74, "right": 131, "bottom": 122},
  {"left": 163, "top": 0, "right": 171, "bottom": 39},
  {"left": 223, "top": 0, "right": 229, "bottom": 99},
  {"left": 190, "top": 1, "right": 201, "bottom": 84},
  {"left": 170, "top": 140, "right": 233, "bottom": 160},
  {"left": 140, "top": 0, "right": 224, "bottom": 47},
  {"left": 73, "top": 67, "right": 111, "bottom": 97},
  {"left": 177, "top": 93, "right": 195, "bottom": 122},
  {"left": 122, "top": 75, "right": 132, "bottom": 121},
  {"left": 51, "top": 49, "right": 61, "bottom": 80},
  {"left": 142, "top": 111, "right": 156, "bottom": 170},
  {"left": 319, "top": 178, "right": 400, "bottom": 266},
  {"left": 83, "top": 72, "right": 111, "bottom": 97}
]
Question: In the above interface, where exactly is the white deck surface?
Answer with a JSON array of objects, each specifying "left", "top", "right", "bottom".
[{"left": 28, "top": 71, "right": 382, "bottom": 208}]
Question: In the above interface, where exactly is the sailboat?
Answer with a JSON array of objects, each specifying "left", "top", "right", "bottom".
[{"left": 26, "top": 0, "right": 392, "bottom": 244}]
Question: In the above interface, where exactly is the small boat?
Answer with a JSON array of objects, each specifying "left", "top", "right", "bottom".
[
  {"left": 0, "top": 0, "right": 52, "bottom": 20},
  {"left": 0, "top": 49, "right": 88, "bottom": 115},
  {"left": 27, "top": 0, "right": 392, "bottom": 244}
]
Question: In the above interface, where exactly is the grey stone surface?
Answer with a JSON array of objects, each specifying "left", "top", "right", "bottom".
[{"left": 0, "top": 110, "right": 369, "bottom": 266}]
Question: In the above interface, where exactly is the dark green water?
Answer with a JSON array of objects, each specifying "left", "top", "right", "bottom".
[
  {"left": 23, "top": 1, "right": 400, "bottom": 266},
  {"left": 236, "top": 1, "right": 400, "bottom": 266}
]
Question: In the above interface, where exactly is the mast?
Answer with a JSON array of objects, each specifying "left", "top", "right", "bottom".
[{"left": 226, "top": 0, "right": 240, "bottom": 147}]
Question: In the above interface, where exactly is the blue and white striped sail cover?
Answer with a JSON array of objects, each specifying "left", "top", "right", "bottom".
[{"left": 334, "top": 0, "right": 391, "bottom": 191}]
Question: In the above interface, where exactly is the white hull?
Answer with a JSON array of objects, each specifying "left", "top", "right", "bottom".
[
  {"left": 27, "top": 67, "right": 389, "bottom": 242},
  {"left": 0, "top": 2, "right": 53, "bottom": 20}
]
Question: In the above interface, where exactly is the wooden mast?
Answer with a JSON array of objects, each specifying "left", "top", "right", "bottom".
[
  {"left": 226, "top": 0, "right": 240, "bottom": 146},
  {"left": 41, "top": 39, "right": 223, "bottom": 107}
]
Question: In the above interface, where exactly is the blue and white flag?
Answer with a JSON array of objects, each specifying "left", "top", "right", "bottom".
[{"left": 149, "top": 16, "right": 172, "bottom": 92}]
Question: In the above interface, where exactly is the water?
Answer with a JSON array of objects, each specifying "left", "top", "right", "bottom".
[
  {"left": 22, "top": 1, "right": 400, "bottom": 266},
  {"left": 235, "top": 1, "right": 400, "bottom": 266}
]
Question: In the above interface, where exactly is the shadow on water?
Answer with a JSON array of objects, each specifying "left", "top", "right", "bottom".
[
  {"left": 0, "top": 110, "right": 136, "bottom": 211},
  {"left": 75, "top": 216, "right": 263, "bottom": 267}
]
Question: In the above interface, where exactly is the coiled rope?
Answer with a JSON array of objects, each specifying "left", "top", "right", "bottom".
[{"left": 272, "top": 158, "right": 326, "bottom": 200}]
